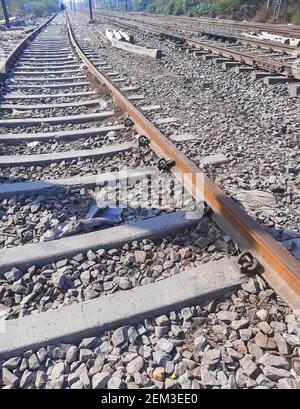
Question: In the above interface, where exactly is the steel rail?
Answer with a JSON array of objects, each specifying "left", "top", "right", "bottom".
[
  {"left": 141, "top": 12, "right": 300, "bottom": 39},
  {"left": 67, "top": 12, "right": 300, "bottom": 309},
  {"left": 101, "top": 11, "right": 300, "bottom": 55},
  {"left": 0, "top": 12, "right": 59, "bottom": 81},
  {"left": 101, "top": 11, "right": 300, "bottom": 38},
  {"left": 151, "top": 20, "right": 300, "bottom": 55},
  {"left": 210, "top": 34, "right": 299, "bottom": 55},
  {"left": 188, "top": 37, "right": 300, "bottom": 78},
  {"left": 100, "top": 14, "right": 300, "bottom": 79},
  {"left": 104, "top": 10, "right": 300, "bottom": 40}
]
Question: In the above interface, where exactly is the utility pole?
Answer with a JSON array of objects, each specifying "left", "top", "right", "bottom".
[
  {"left": 1, "top": 0, "right": 10, "bottom": 29},
  {"left": 73, "top": 0, "right": 76, "bottom": 12},
  {"left": 89, "top": 0, "right": 94, "bottom": 22},
  {"left": 272, "top": 0, "right": 282, "bottom": 22},
  {"left": 69, "top": 0, "right": 73, "bottom": 10},
  {"left": 282, "top": 0, "right": 289, "bottom": 23}
]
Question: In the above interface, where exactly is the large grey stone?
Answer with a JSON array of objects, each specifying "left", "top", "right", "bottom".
[
  {"left": 2, "top": 367, "right": 19, "bottom": 388},
  {"left": 263, "top": 366, "right": 292, "bottom": 381},
  {"left": 112, "top": 327, "right": 128, "bottom": 347},
  {"left": 258, "top": 353, "right": 290, "bottom": 370},
  {"left": 92, "top": 372, "right": 111, "bottom": 389},
  {"left": 126, "top": 356, "right": 144, "bottom": 375}
]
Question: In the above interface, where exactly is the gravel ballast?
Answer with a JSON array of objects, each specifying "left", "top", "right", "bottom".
[
  {"left": 0, "top": 216, "right": 234, "bottom": 319},
  {"left": 0, "top": 273, "right": 299, "bottom": 389},
  {"left": 70, "top": 12, "right": 300, "bottom": 236}
]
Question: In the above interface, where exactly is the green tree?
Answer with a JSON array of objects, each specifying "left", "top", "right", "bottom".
[
  {"left": 1, "top": 0, "right": 60, "bottom": 17},
  {"left": 173, "top": 0, "right": 183, "bottom": 15},
  {"left": 134, "top": 0, "right": 300, "bottom": 24}
]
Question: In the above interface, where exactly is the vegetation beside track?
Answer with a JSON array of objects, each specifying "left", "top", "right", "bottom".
[
  {"left": 130, "top": 0, "right": 300, "bottom": 25},
  {"left": 0, "top": 0, "right": 60, "bottom": 18}
]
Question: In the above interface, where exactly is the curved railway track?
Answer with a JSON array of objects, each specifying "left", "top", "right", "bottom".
[{"left": 0, "top": 10, "right": 299, "bottom": 390}]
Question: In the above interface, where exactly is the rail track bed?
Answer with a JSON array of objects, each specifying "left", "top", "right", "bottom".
[
  {"left": 115, "top": 13, "right": 300, "bottom": 49},
  {"left": 128, "top": 12, "right": 300, "bottom": 41},
  {"left": 0, "top": 11, "right": 299, "bottom": 390},
  {"left": 74, "top": 12, "right": 300, "bottom": 235},
  {"left": 99, "top": 11, "right": 300, "bottom": 81}
]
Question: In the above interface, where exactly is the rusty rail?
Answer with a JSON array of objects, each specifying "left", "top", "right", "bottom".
[
  {"left": 210, "top": 34, "right": 299, "bottom": 55},
  {"left": 103, "top": 12, "right": 300, "bottom": 55},
  {"left": 147, "top": 12, "right": 300, "bottom": 39},
  {"left": 99, "top": 13, "right": 300, "bottom": 79},
  {"left": 160, "top": 24, "right": 300, "bottom": 55},
  {"left": 67, "top": 12, "right": 300, "bottom": 309},
  {"left": 102, "top": 11, "right": 300, "bottom": 39},
  {"left": 188, "top": 38, "right": 299, "bottom": 78}
]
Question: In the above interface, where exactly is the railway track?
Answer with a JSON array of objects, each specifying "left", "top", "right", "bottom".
[
  {"left": 114, "top": 12, "right": 300, "bottom": 54},
  {"left": 139, "top": 12, "right": 300, "bottom": 39},
  {"left": 0, "top": 11, "right": 299, "bottom": 389},
  {"left": 98, "top": 12, "right": 300, "bottom": 82}
]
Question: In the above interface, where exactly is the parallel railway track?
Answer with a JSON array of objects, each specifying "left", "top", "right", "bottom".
[
  {"left": 0, "top": 11, "right": 299, "bottom": 390},
  {"left": 98, "top": 12, "right": 300, "bottom": 81},
  {"left": 140, "top": 12, "right": 300, "bottom": 39}
]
